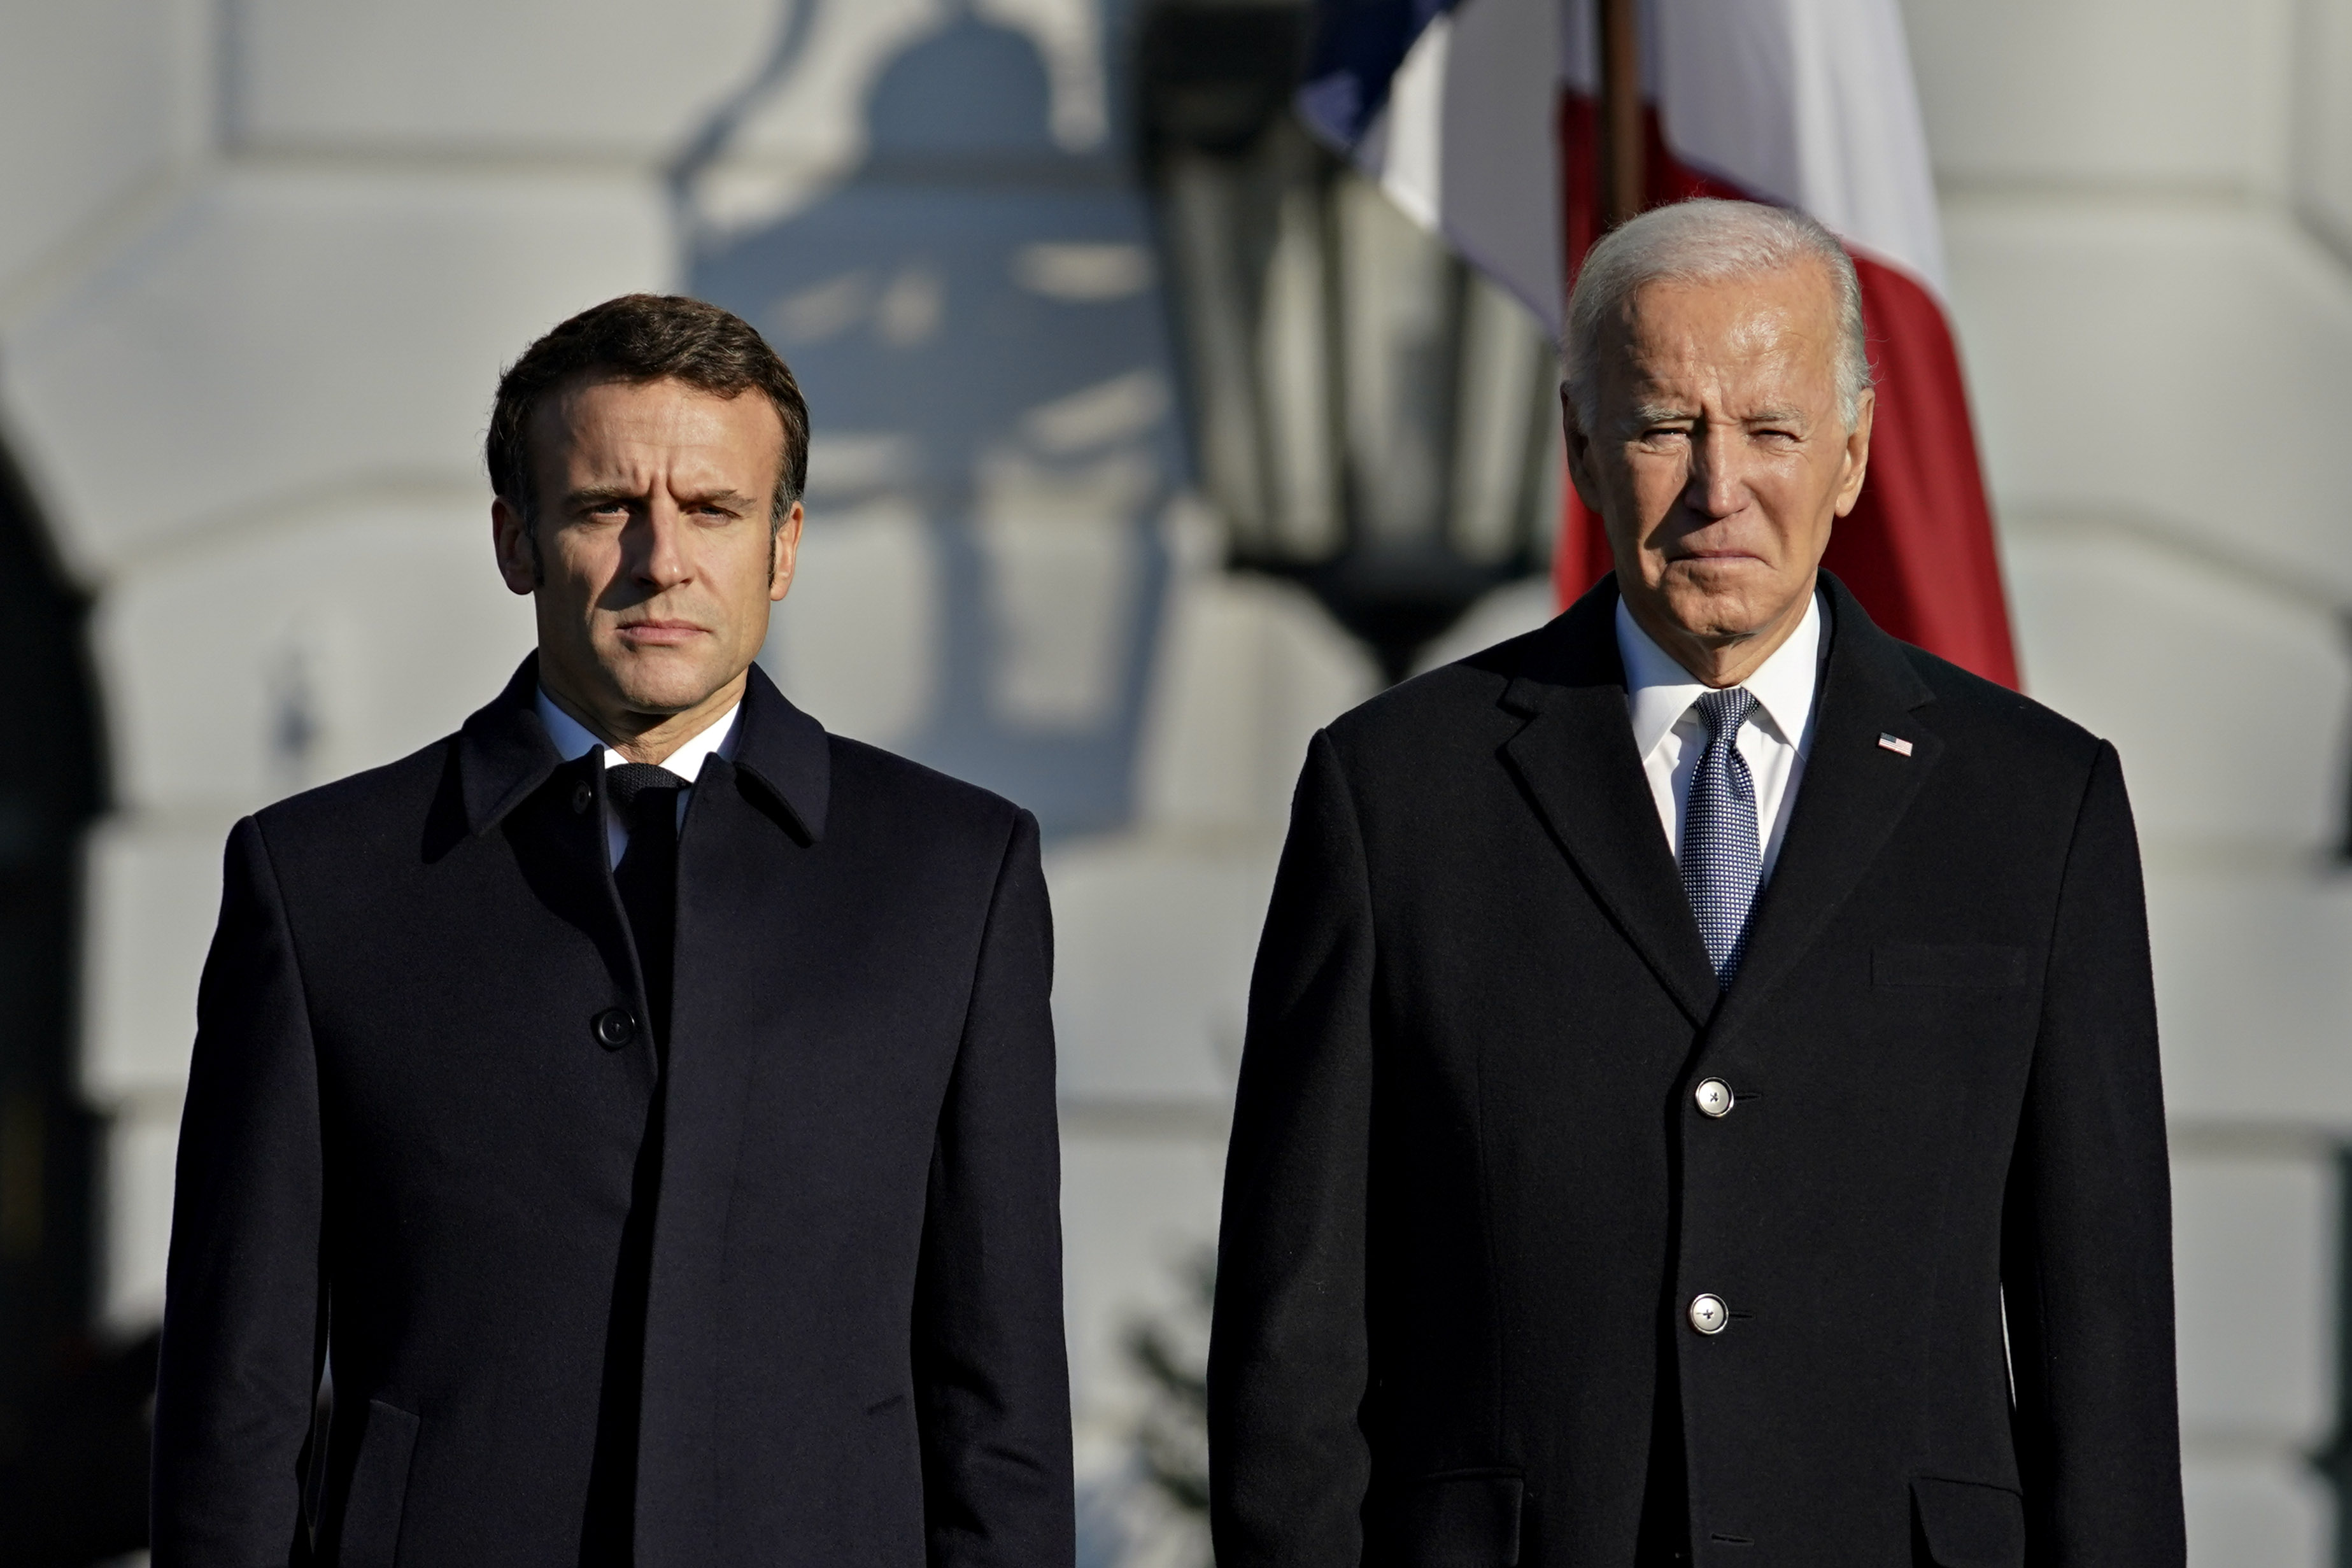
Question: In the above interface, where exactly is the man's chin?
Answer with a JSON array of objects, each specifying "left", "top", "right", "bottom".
[
  {"left": 1656, "top": 584, "right": 1773, "bottom": 640},
  {"left": 599, "top": 653, "right": 737, "bottom": 718},
  {"left": 1659, "top": 553, "right": 1769, "bottom": 584}
]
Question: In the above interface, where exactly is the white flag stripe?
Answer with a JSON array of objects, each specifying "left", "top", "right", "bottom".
[
  {"left": 1356, "top": 11, "right": 1452, "bottom": 234},
  {"left": 1355, "top": 0, "right": 1568, "bottom": 331},
  {"left": 1654, "top": 0, "right": 1946, "bottom": 293}
]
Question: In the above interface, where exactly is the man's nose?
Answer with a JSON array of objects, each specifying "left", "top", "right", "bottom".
[
  {"left": 625, "top": 504, "right": 690, "bottom": 587},
  {"left": 1685, "top": 425, "right": 1745, "bottom": 519}
]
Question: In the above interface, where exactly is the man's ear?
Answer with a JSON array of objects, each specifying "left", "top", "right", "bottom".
[
  {"left": 1561, "top": 384, "right": 1606, "bottom": 513},
  {"left": 769, "top": 500, "right": 804, "bottom": 602},
  {"left": 492, "top": 497, "right": 539, "bottom": 595},
  {"left": 1831, "top": 388, "right": 1876, "bottom": 519}
]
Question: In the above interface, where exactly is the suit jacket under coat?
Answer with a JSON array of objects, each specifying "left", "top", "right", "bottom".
[
  {"left": 1207, "top": 574, "right": 2184, "bottom": 1567},
  {"left": 152, "top": 659, "right": 1073, "bottom": 1568}
]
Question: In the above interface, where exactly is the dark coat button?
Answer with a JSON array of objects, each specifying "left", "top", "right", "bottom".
[
  {"left": 572, "top": 781, "right": 594, "bottom": 814},
  {"left": 593, "top": 1008, "right": 636, "bottom": 1049}
]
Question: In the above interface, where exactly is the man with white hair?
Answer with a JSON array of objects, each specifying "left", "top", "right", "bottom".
[{"left": 1207, "top": 199, "right": 2183, "bottom": 1566}]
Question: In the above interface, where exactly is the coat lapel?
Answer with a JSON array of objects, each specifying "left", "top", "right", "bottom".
[
  {"left": 450, "top": 653, "right": 642, "bottom": 997},
  {"left": 635, "top": 665, "right": 832, "bottom": 1566},
  {"left": 455, "top": 653, "right": 562, "bottom": 835},
  {"left": 1500, "top": 579, "right": 1721, "bottom": 1026},
  {"left": 1707, "top": 573, "right": 1942, "bottom": 1043}
]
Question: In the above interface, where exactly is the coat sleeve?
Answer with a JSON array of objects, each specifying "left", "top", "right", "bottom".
[
  {"left": 2002, "top": 742, "right": 2186, "bottom": 1565},
  {"left": 913, "top": 807, "right": 1075, "bottom": 1568},
  {"left": 152, "top": 816, "right": 327, "bottom": 1567},
  {"left": 1208, "top": 729, "right": 1377, "bottom": 1568}
]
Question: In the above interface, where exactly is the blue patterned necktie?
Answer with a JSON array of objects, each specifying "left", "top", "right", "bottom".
[{"left": 1682, "top": 687, "right": 1763, "bottom": 981}]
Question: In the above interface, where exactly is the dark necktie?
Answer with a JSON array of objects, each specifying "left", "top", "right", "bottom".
[
  {"left": 606, "top": 762, "right": 687, "bottom": 1047},
  {"left": 1681, "top": 686, "right": 1763, "bottom": 982}
]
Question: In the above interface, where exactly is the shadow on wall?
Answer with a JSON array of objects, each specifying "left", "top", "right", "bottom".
[{"left": 678, "top": 0, "right": 1184, "bottom": 838}]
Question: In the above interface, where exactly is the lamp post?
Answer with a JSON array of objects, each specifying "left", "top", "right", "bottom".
[{"left": 1137, "top": 0, "right": 1562, "bottom": 683}]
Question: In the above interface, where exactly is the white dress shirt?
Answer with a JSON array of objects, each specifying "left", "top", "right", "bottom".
[
  {"left": 1615, "top": 591, "right": 1824, "bottom": 882},
  {"left": 536, "top": 688, "right": 742, "bottom": 868}
]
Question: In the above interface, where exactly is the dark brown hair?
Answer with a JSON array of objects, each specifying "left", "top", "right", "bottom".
[{"left": 486, "top": 293, "right": 810, "bottom": 526}]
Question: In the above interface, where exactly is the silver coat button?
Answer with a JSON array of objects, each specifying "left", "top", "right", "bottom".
[
  {"left": 1694, "top": 1078, "right": 1734, "bottom": 1118},
  {"left": 1688, "top": 1293, "right": 1729, "bottom": 1335}
]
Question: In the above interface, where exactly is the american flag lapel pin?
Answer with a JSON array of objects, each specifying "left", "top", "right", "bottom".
[{"left": 1878, "top": 733, "right": 1915, "bottom": 757}]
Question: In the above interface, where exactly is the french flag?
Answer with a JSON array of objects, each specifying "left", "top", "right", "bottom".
[{"left": 1300, "top": 0, "right": 2020, "bottom": 688}]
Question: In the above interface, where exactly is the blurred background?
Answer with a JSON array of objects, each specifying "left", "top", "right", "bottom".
[{"left": 0, "top": 0, "right": 2346, "bottom": 1562}]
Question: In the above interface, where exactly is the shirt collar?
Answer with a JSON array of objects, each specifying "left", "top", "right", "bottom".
[
  {"left": 1615, "top": 590, "right": 1824, "bottom": 762},
  {"left": 534, "top": 687, "right": 742, "bottom": 783}
]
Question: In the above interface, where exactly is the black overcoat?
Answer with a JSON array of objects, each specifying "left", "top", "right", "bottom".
[
  {"left": 1207, "top": 574, "right": 2184, "bottom": 1567},
  {"left": 152, "top": 659, "right": 1073, "bottom": 1568}
]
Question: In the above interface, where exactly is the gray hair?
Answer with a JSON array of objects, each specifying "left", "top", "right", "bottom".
[{"left": 1562, "top": 198, "right": 1873, "bottom": 432}]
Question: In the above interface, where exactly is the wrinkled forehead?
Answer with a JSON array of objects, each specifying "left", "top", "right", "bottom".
[
  {"left": 1607, "top": 262, "right": 1843, "bottom": 401},
  {"left": 528, "top": 374, "right": 783, "bottom": 480}
]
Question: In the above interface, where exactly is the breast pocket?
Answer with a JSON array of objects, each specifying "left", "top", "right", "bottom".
[{"left": 1874, "top": 943, "right": 2030, "bottom": 989}]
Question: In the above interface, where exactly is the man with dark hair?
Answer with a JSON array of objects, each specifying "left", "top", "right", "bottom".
[{"left": 152, "top": 294, "right": 1074, "bottom": 1567}]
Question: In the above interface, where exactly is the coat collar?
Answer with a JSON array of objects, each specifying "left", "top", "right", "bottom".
[
  {"left": 1500, "top": 575, "right": 1722, "bottom": 1026},
  {"left": 1497, "top": 570, "right": 1939, "bottom": 1029},
  {"left": 727, "top": 663, "right": 832, "bottom": 842},
  {"left": 457, "top": 654, "right": 831, "bottom": 843}
]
